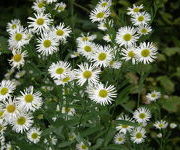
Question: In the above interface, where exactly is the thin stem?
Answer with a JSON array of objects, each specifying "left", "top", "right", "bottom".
[{"left": 73, "top": 2, "right": 90, "bottom": 13}]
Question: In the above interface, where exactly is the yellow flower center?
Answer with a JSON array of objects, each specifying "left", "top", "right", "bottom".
[
  {"left": 25, "top": 94, "right": 34, "bottom": 103},
  {"left": 141, "top": 49, "right": 150, "bottom": 57},
  {"left": 15, "top": 33, "right": 22, "bottom": 41},
  {"left": 159, "top": 124, "right": 164, "bottom": 128},
  {"left": 62, "top": 77, "right": 71, "bottom": 83},
  {"left": 151, "top": 93, "right": 157, "bottom": 97},
  {"left": 56, "top": 68, "right": 64, "bottom": 74},
  {"left": 31, "top": 133, "right": 38, "bottom": 139},
  {"left": 82, "top": 37, "right": 89, "bottom": 41},
  {"left": 81, "top": 145, "right": 88, "bottom": 149},
  {"left": 84, "top": 46, "right": 92, "bottom": 52},
  {"left": 98, "top": 89, "right": 108, "bottom": 98},
  {"left": 118, "top": 137, "right": 123, "bottom": 141},
  {"left": 128, "top": 51, "right": 135, "bottom": 58},
  {"left": 139, "top": 113, "right": 146, "bottom": 119},
  {"left": 13, "top": 54, "right": 22, "bottom": 62},
  {"left": 6, "top": 105, "right": 16, "bottom": 113},
  {"left": 141, "top": 28, "right": 147, "bottom": 34},
  {"left": 98, "top": 52, "right": 107, "bottom": 61},
  {"left": 56, "top": 29, "right": 64, "bottom": 36},
  {"left": 0, "top": 88, "right": 9, "bottom": 95},
  {"left": 123, "top": 33, "right": 132, "bottom": 41},
  {"left": 17, "top": 116, "right": 26, "bottom": 125},
  {"left": 65, "top": 107, "right": 71, "bottom": 112},
  {"left": 58, "top": 7, "right": 64, "bottom": 11},
  {"left": 83, "top": 70, "right": 92, "bottom": 79},
  {"left": 138, "top": 16, "right": 144, "bottom": 22},
  {"left": 38, "top": 2, "right": 45, "bottom": 8},
  {"left": 96, "top": 12, "right": 105, "bottom": 18},
  {"left": 36, "top": 18, "right": 44, "bottom": 25},
  {"left": 133, "top": 8, "right": 140, "bottom": 13},
  {"left": 43, "top": 40, "right": 51, "bottom": 48},
  {"left": 101, "top": 2, "right": 108, "bottom": 7},
  {"left": 121, "top": 124, "right": 129, "bottom": 128},
  {"left": 12, "top": 24, "right": 17, "bottom": 29},
  {"left": 136, "top": 132, "right": 142, "bottom": 139}
]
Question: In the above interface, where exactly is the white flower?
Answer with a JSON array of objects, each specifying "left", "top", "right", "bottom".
[
  {"left": 91, "top": 45, "right": 113, "bottom": 67},
  {"left": 116, "top": 26, "right": 139, "bottom": 47},
  {"left": 48, "top": 61, "right": 71, "bottom": 79},
  {"left": 28, "top": 12, "right": 52, "bottom": 34},
  {"left": 131, "top": 127, "right": 146, "bottom": 144},
  {"left": 11, "top": 112, "right": 33, "bottom": 133},
  {"left": 76, "top": 33, "right": 97, "bottom": 43},
  {"left": 74, "top": 63, "right": 101, "bottom": 86},
  {"left": 8, "top": 27, "right": 30, "bottom": 49},
  {"left": 133, "top": 107, "right": 151, "bottom": 123},
  {"left": 109, "top": 60, "right": 122, "bottom": 69},
  {"left": 131, "top": 12, "right": 151, "bottom": 26},
  {"left": 169, "top": 123, "right": 177, "bottom": 129},
  {"left": 9, "top": 49, "right": 27, "bottom": 69},
  {"left": 137, "top": 42, "right": 157, "bottom": 64},
  {"left": 3, "top": 98, "right": 20, "bottom": 122},
  {"left": 127, "top": 4, "right": 143, "bottom": 16},
  {"left": 27, "top": 127, "right": 42, "bottom": 143},
  {"left": 137, "top": 24, "right": 152, "bottom": 35},
  {"left": 87, "top": 83, "right": 117, "bottom": 105},
  {"left": 53, "top": 23, "right": 71, "bottom": 41},
  {"left": 146, "top": 90, "right": 161, "bottom": 102},
  {"left": 157, "top": 133, "right": 162, "bottom": 138},
  {"left": 16, "top": 86, "right": 43, "bottom": 112},
  {"left": 45, "top": 0, "right": 57, "bottom": 4},
  {"left": 0, "top": 80, "right": 16, "bottom": 101},
  {"left": 36, "top": 32, "right": 59, "bottom": 56},
  {"left": 97, "top": 0, "right": 112, "bottom": 9},
  {"left": 154, "top": 120, "right": 168, "bottom": 129},
  {"left": 121, "top": 46, "right": 138, "bottom": 64},
  {"left": 114, "top": 133, "right": 126, "bottom": 144},
  {"left": 90, "top": 7, "right": 110, "bottom": 22},
  {"left": 7, "top": 19, "right": 21, "bottom": 33},
  {"left": 68, "top": 132, "right": 76, "bottom": 141},
  {"left": 76, "top": 142, "right": 89, "bottom": 150},
  {"left": 32, "top": 0, "right": 46, "bottom": 12},
  {"left": 0, "top": 121, "right": 7, "bottom": 133},
  {"left": 61, "top": 107, "right": 75, "bottom": 116},
  {"left": 116, "top": 115, "right": 135, "bottom": 134},
  {"left": 55, "top": 2, "right": 66, "bottom": 12},
  {"left": 77, "top": 41, "right": 97, "bottom": 58},
  {"left": 103, "top": 34, "right": 111, "bottom": 42}
]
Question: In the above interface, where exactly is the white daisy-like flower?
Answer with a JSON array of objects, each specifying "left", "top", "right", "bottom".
[
  {"left": 8, "top": 27, "right": 30, "bottom": 49},
  {"left": 68, "top": 132, "right": 76, "bottom": 141},
  {"left": 114, "top": 133, "right": 126, "bottom": 144},
  {"left": 62, "top": 107, "right": 75, "bottom": 116},
  {"left": 75, "top": 63, "right": 101, "bottom": 86},
  {"left": 36, "top": 32, "right": 59, "bottom": 56},
  {"left": 103, "top": 34, "right": 111, "bottom": 42},
  {"left": 137, "top": 24, "right": 152, "bottom": 35},
  {"left": 16, "top": 86, "right": 43, "bottom": 112},
  {"left": 9, "top": 49, "right": 27, "bottom": 69},
  {"left": 45, "top": 0, "right": 57, "bottom": 4},
  {"left": 121, "top": 46, "right": 138, "bottom": 64},
  {"left": 127, "top": 4, "right": 143, "bottom": 16},
  {"left": 87, "top": 83, "right": 117, "bottom": 105},
  {"left": 146, "top": 90, "right": 161, "bottom": 102},
  {"left": 77, "top": 41, "right": 97, "bottom": 58},
  {"left": 97, "top": 0, "right": 112, "bottom": 9},
  {"left": 136, "top": 42, "right": 157, "bottom": 64},
  {"left": 116, "top": 115, "right": 135, "bottom": 134},
  {"left": 109, "top": 60, "right": 122, "bottom": 69},
  {"left": 157, "top": 133, "right": 162, "bottom": 138},
  {"left": 55, "top": 2, "right": 66, "bottom": 13},
  {"left": 133, "top": 107, "right": 151, "bottom": 123},
  {"left": 54, "top": 71, "right": 75, "bottom": 86},
  {"left": 27, "top": 127, "right": 42, "bottom": 144},
  {"left": 32, "top": 0, "right": 46, "bottom": 12},
  {"left": 0, "top": 121, "right": 7, "bottom": 133},
  {"left": 0, "top": 80, "right": 16, "bottom": 101},
  {"left": 53, "top": 23, "right": 71, "bottom": 41},
  {"left": 11, "top": 112, "right": 33, "bottom": 133},
  {"left": 131, "top": 12, "right": 151, "bottom": 26},
  {"left": 131, "top": 127, "right": 146, "bottom": 144},
  {"left": 70, "top": 52, "right": 80, "bottom": 58},
  {"left": 169, "top": 123, "right": 177, "bottom": 129},
  {"left": 3, "top": 98, "right": 19, "bottom": 122},
  {"left": 115, "top": 26, "right": 139, "bottom": 47},
  {"left": 7, "top": 19, "right": 21, "bottom": 33},
  {"left": 154, "top": 120, "right": 168, "bottom": 130},
  {"left": 76, "top": 142, "right": 89, "bottom": 150},
  {"left": 48, "top": 61, "right": 71, "bottom": 79},
  {"left": 28, "top": 12, "right": 52, "bottom": 34},
  {"left": 90, "top": 7, "right": 110, "bottom": 23},
  {"left": 91, "top": 45, "right": 113, "bottom": 67},
  {"left": 76, "top": 33, "right": 97, "bottom": 43}
]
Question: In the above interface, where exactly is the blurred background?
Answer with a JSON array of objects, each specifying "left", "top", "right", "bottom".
[{"left": 0, "top": 0, "right": 180, "bottom": 148}]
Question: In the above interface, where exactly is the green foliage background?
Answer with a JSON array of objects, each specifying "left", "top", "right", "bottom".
[{"left": 0, "top": 0, "right": 180, "bottom": 149}]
